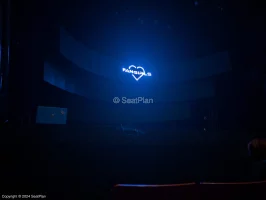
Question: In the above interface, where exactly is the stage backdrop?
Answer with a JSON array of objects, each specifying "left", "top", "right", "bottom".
[
  {"left": 60, "top": 27, "right": 232, "bottom": 83},
  {"left": 40, "top": 82, "right": 191, "bottom": 123},
  {"left": 44, "top": 62, "right": 215, "bottom": 103},
  {"left": 42, "top": 27, "right": 233, "bottom": 123},
  {"left": 43, "top": 60, "right": 214, "bottom": 123}
]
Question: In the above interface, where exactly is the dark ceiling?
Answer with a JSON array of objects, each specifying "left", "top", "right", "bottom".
[{"left": 57, "top": 0, "right": 264, "bottom": 65}]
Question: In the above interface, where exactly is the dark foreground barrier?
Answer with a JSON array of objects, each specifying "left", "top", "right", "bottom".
[
  {"left": 111, "top": 181, "right": 266, "bottom": 200},
  {"left": 111, "top": 183, "right": 197, "bottom": 200}
]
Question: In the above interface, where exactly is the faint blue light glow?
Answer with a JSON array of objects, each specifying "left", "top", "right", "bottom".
[
  {"left": 116, "top": 184, "right": 152, "bottom": 187},
  {"left": 115, "top": 183, "right": 196, "bottom": 187}
]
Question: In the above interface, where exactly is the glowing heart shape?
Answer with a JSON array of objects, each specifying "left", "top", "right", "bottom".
[{"left": 128, "top": 65, "right": 146, "bottom": 81}]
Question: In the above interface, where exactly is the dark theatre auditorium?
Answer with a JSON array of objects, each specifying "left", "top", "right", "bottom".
[{"left": 1, "top": 0, "right": 266, "bottom": 199}]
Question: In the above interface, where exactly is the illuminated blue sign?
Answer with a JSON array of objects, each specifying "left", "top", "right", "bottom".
[{"left": 122, "top": 65, "right": 152, "bottom": 81}]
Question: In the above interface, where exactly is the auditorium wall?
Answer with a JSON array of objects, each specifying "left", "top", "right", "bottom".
[
  {"left": 40, "top": 82, "right": 191, "bottom": 123},
  {"left": 44, "top": 62, "right": 75, "bottom": 93},
  {"left": 43, "top": 59, "right": 218, "bottom": 122},
  {"left": 60, "top": 27, "right": 231, "bottom": 83},
  {"left": 41, "top": 27, "right": 227, "bottom": 123},
  {"left": 44, "top": 61, "right": 215, "bottom": 103}
]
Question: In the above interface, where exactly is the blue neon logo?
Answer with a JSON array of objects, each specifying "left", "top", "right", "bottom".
[{"left": 122, "top": 65, "right": 152, "bottom": 81}]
